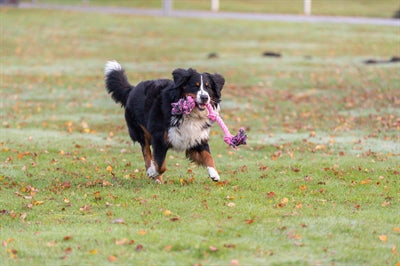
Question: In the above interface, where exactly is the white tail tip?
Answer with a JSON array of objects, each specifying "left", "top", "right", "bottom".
[{"left": 104, "top": 60, "right": 122, "bottom": 76}]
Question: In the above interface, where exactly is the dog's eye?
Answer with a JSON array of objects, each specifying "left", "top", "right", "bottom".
[
  {"left": 196, "top": 82, "right": 200, "bottom": 87},
  {"left": 205, "top": 83, "right": 209, "bottom": 87}
]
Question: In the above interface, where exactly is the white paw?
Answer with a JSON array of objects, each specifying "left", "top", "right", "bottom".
[
  {"left": 207, "top": 167, "right": 220, "bottom": 182},
  {"left": 146, "top": 161, "right": 159, "bottom": 178}
]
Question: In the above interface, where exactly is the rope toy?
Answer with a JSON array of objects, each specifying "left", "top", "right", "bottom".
[
  {"left": 171, "top": 96, "right": 196, "bottom": 115},
  {"left": 171, "top": 96, "right": 247, "bottom": 149}
]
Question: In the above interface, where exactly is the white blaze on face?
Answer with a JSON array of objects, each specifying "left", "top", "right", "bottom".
[{"left": 196, "top": 75, "right": 210, "bottom": 105}]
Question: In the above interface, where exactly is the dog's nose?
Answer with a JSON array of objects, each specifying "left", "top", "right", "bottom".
[{"left": 200, "top": 94, "right": 209, "bottom": 103}]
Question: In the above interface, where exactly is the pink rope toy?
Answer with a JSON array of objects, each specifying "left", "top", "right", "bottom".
[
  {"left": 171, "top": 96, "right": 247, "bottom": 149},
  {"left": 171, "top": 96, "right": 196, "bottom": 115}
]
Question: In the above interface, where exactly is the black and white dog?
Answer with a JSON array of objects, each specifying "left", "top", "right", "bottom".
[{"left": 104, "top": 61, "right": 225, "bottom": 182}]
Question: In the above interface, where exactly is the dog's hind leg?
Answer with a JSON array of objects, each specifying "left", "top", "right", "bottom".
[
  {"left": 139, "top": 126, "right": 153, "bottom": 170},
  {"left": 186, "top": 143, "right": 220, "bottom": 182},
  {"left": 150, "top": 132, "right": 168, "bottom": 181},
  {"left": 137, "top": 126, "right": 163, "bottom": 183}
]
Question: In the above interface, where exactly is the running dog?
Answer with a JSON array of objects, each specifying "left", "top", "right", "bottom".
[{"left": 104, "top": 61, "right": 225, "bottom": 182}]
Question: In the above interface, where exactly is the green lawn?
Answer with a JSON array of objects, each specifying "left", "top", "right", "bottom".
[
  {"left": 1, "top": 7, "right": 400, "bottom": 265},
  {"left": 21, "top": 0, "right": 400, "bottom": 18}
]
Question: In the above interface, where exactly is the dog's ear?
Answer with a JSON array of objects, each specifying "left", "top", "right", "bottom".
[
  {"left": 207, "top": 73, "right": 225, "bottom": 98},
  {"left": 172, "top": 68, "right": 194, "bottom": 89}
]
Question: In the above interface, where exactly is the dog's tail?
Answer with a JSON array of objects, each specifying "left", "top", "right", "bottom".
[{"left": 104, "top": 60, "right": 132, "bottom": 107}]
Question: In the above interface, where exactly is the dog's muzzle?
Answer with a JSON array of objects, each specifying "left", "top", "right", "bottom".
[{"left": 197, "top": 94, "right": 209, "bottom": 110}]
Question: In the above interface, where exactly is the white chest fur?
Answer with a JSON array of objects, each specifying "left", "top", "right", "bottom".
[{"left": 168, "top": 109, "right": 212, "bottom": 151}]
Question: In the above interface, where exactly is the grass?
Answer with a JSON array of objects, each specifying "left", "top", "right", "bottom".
[
  {"left": 1, "top": 6, "right": 400, "bottom": 265},
  {"left": 21, "top": 0, "right": 400, "bottom": 18}
]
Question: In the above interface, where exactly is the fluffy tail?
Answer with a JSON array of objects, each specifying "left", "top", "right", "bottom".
[{"left": 104, "top": 60, "right": 132, "bottom": 107}]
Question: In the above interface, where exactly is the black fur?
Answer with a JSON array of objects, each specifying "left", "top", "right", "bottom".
[{"left": 105, "top": 67, "right": 132, "bottom": 107}]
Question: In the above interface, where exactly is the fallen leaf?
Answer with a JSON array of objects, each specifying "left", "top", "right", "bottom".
[
  {"left": 245, "top": 219, "right": 254, "bottom": 225},
  {"left": 216, "top": 180, "right": 229, "bottom": 186},
  {"left": 163, "top": 210, "right": 172, "bottom": 216},
  {"left": 20, "top": 212, "right": 27, "bottom": 222},
  {"left": 164, "top": 245, "right": 172, "bottom": 252},
  {"left": 8, "top": 248, "right": 17, "bottom": 258},
  {"left": 209, "top": 246, "right": 219, "bottom": 252},
  {"left": 360, "top": 179, "right": 372, "bottom": 185},
  {"left": 93, "top": 191, "right": 101, "bottom": 201},
  {"left": 170, "top": 216, "right": 180, "bottom": 222},
  {"left": 64, "top": 247, "right": 72, "bottom": 254},
  {"left": 61, "top": 181, "right": 71, "bottom": 189},
  {"left": 63, "top": 236, "right": 72, "bottom": 241},
  {"left": 230, "top": 259, "right": 240, "bottom": 266},
  {"left": 46, "top": 241, "right": 57, "bottom": 247},
  {"left": 115, "top": 238, "right": 127, "bottom": 245},
  {"left": 111, "top": 218, "right": 125, "bottom": 224},
  {"left": 108, "top": 255, "right": 117, "bottom": 262},
  {"left": 288, "top": 231, "right": 302, "bottom": 240},
  {"left": 267, "top": 191, "right": 276, "bottom": 198},
  {"left": 89, "top": 249, "right": 98, "bottom": 255},
  {"left": 294, "top": 241, "right": 304, "bottom": 247},
  {"left": 392, "top": 245, "right": 398, "bottom": 255},
  {"left": 138, "top": 230, "right": 147, "bottom": 235},
  {"left": 106, "top": 165, "right": 113, "bottom": 172},
  {"left": 32, "top": 200, "right": 44, "bottom": 205},
  {"left": 227, "top": 202, "right": 236, "bottom": 208},
  {"left": 277, "top": 197, "right": 289, "bottom": 207},
  {"left": 394, "top": 227, "right": 400, "bottom": 233},
  {"left": 304, "top": 176, "right": 312, "bottom": 182},
  {"left": 79, "top": 204, "right": 92, "bottom": 212},
  {"left": 135, "top": 244, "right": 143, "bottom": 251},
  {"left": 379, "top": 235, "right": 387, "bottom": 243}
]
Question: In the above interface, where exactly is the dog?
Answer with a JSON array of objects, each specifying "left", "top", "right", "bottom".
[{"left": 104, "top": 61, "right": 225, "bottom": 183}]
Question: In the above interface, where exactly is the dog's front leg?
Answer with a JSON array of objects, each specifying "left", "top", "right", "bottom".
[{"left": 186, "top": 143, "right": 220, "bottom": 182}]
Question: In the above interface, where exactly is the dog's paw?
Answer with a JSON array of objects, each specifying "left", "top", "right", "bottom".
[
  {"left": 207, "top": 167, "right": 220, "bottom": 182},
  {"left": 146, "top": 161, "right": 160, "bottom": 179}
]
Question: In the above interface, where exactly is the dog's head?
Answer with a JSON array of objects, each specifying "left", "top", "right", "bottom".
[{"left": 172, "top": 68, "right": 225, "bottom": 111}]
